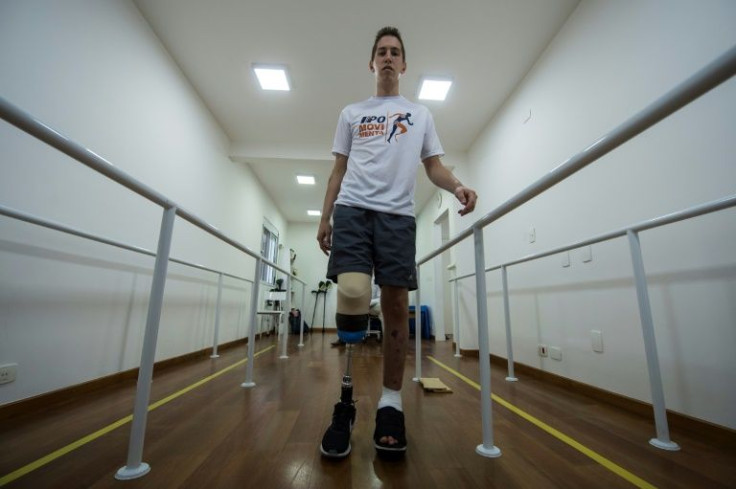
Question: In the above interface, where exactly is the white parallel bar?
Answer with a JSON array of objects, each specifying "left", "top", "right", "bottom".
[
  {"left": 419, "top": 44, "right": 736, "bottom": 268},
  {"left": 0, "top": 203, "right": 157, "bottom": 257},
  {"left": 487, "top": 195, "right": 736, "bottom": 274},
  {"left": 115, "top": 206, "right": 177, "bottom": 480},
  {"left": 298, "top": 283, "right": 306, "bottom": 347},
  {"left": 626, "top": 230, "right": 680, "bottom": 451},
  {"left": 473, "top": 227, "right": 501, "bottom": 458},
  {"left": 0, "top": 200, "right": 259, "bottom": 286},
  {"left": 280, "top": 275, "right": 291, "bottom": 359},
  {"left": 451, "top": 194, "right": 736, "bottom": 283},
  {"left": 0, "top": 96, "right": 174, "bottom": 210},
  {"left": 0, "top": 96, "right": 303, "bottom": 283},
  {"left": 243, "top": 259, "right": 262, "bottom": 388},
  {"left": 501, "top": 266, "right": 517, "bottom": 382},
  {"left": 413, "top": 268, "right": 422, "bottom": 382},
  {"left": 453, "top": 271, "right": 461, "bottom": 358},
  {"left": 210, "top": 273, "right": 224, "bottom": 358}
]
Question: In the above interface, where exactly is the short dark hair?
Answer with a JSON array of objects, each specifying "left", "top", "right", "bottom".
[{"left": 371, "top": 26, "right": 405, "bottom": 63}]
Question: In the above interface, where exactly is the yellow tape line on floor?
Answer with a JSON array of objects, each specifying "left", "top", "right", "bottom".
[
  {"left": 0, "top": 344, "right": 275, "bottom": 487},
  {"left": 426, "top": 355, "right": 656, "bottom": 489}
]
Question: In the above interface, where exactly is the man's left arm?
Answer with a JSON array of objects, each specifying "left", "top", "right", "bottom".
[{"left": 422, "top": 155, "right": 477, "bottom": 216}]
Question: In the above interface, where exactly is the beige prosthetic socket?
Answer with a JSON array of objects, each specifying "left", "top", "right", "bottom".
[
  {"left": 335, "top": 272, "right": 372, "bottom": 343},
  {"left": 336, "top": 272, "right": 372, "bottom": 315}
]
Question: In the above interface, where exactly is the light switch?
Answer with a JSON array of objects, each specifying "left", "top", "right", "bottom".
[
  {"left": 591, "top": 330, "right": 604, "bottom": 353},
  {"left": 582, "top": 246, "right": 592, "bottom": 263},
  {"left": 561, "top": 252, "right": 570, "bottom": 268},
  {"left": 528, "top": 226, "right": 536, "bottom": 243}
]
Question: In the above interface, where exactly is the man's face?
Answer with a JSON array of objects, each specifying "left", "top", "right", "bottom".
[{"left": 370, "top": 35, "right": 406, "bottom": 82}]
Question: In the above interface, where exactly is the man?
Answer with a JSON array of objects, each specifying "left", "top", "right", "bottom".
[{"left": 317, "top": 26, "right": 477, "bottom": 457}]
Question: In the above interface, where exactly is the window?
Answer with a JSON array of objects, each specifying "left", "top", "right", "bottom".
[{"left": 260, "top": 221, "right": 279, "bottom": 284}]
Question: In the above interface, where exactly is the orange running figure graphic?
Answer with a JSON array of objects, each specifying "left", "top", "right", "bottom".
[{"left": 387, "top": 112, "right": 413, "bottom": 142}]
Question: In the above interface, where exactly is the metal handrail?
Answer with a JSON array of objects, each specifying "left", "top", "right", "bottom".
[
  {"left": 414, "top": 43, "right": 736, "bottom": 458},
  {"left": 448, "top": 194, "right": 736, "bottom": 409},
  {"left": 0, "top": 95, "right": 308, "bottom": 480},
  {"left": 0, "top": 203, "right": 254, "bottom": 284},
  {"left": 451, "top": 194, "right": 736, "bottom": 282},
  {"left": 419, "top": 43, "right": 736, "bottom": 268},
  {"left": 0, "top": 202, "right": 258, "bottom": 361},
  {"left": 0, "top": 96, "right": 302, "bottom": 284}
]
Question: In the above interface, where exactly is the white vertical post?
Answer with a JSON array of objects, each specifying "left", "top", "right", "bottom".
[
  {"left": 210, "top": 273, "right": 223, "bottom": 358},
  {"left": 298, "top": 282, "right": 306, "bottom": 347},
  {"left": 501, "top": 266, "right": 517, "bottom": 382},
  {"left": 243, "top": 259, "right": 262, "bottom": 388},
  {"left": 473, "top": 226, "right": 501, "bottom": 458},
  {"left": 626, "top": 230, "right": 680, "bottom": 451},
  {"left": 115, "top": 206, "right": 177, "bottom": 480},
  {"left": 453, "top": 277, "right": 461, "bottom": 357},
  {"left": 280, "top": 275, "right": 291, "bottom": 359},
  {"left": 413, "top": 267, "right": 422, "bottom": 382}
]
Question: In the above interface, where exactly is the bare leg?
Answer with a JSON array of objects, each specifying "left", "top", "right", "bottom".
[{"left": 379, "top": 285, "right": 409, "bottom": 445}]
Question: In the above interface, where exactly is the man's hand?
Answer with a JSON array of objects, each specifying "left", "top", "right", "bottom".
[
  {"left": 317, "top": 221, "right": 332, "bottom": 255},
  {"left": 454, "top": 186, "right": 478, "bottom": 216},
  {"left": 422, "top": 156, "right": 478, "bottom": 217}
]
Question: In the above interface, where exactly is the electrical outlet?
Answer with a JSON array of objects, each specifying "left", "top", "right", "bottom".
[
  {"left": 0, "top": 364, "right": 18, "bottom": 385},
  {"left": 538, "top": 344, "right": 548, "bottom": 357}
]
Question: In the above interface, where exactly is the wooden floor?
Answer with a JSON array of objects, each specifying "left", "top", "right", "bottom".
[{"left": 1, "top": 333, "right": 734, "bottom": 488}]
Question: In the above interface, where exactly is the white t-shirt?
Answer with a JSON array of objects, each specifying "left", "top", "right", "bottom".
[{"left": 332, "top": 95, "right": 444, "bottom": 216}]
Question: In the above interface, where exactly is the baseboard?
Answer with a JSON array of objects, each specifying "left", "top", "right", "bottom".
[
  {"left": 459, "top": 348, "right": 735, "bottom": 444},
  {"left": 0, "top": 338, "right": 249, "bottom": 421}
]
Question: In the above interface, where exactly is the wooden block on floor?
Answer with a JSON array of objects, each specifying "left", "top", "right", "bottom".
[{"left": 419, "top": 377, "right": 452, "bottom": 393}]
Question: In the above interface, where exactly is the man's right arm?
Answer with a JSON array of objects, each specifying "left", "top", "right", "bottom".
[{"left": 317, "top": 153, "right": 348, "bottom": 255}]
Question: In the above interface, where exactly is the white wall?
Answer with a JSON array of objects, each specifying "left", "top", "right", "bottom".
[
  {"left": 450, "top": 0, "right": 736, "bottom": 429},
  {"left": 0, "top": 0, "right": 287, "bottom": 404}
]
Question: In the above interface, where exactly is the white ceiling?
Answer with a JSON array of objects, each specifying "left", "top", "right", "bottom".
[{"left": 133, "top": 0, "right": 580, "bottom": 223}]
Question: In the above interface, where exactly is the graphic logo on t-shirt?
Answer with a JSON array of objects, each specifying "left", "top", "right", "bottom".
[
  {"left": 357, "top": 112, "right": 413, "bottom": 142},
  {"left": 387, "top": 112, "right": 413, "bottom": 143}
]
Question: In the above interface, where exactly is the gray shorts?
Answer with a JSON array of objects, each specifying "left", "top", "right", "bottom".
[{"left": 327, "top": 205, "right": 417, "bottom": 290}]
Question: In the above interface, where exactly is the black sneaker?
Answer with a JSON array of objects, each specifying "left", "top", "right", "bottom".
[{"left": 320, "top": 401, "right": 356, "bottom": 458}]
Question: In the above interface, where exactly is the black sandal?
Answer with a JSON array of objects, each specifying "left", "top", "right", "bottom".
[{"left": 373, "top": 407, "right": 407, "bottom": 452}]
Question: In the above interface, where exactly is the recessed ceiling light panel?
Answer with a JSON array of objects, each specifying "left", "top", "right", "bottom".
[
  {"left": 296, "top": 175, "right": 315, "bottom": 185},
  {"left": 418, "top": 78, "right": 452, "bottom": 101},
  {"left": 307, "top": 210, "right": 321, "bottom": 216},
  {"left": 253, "top": 64, "right": 291, "bottom": 91}
]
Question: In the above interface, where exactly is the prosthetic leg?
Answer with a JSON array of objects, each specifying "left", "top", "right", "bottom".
[{"left": 320, "top": 273, "right": 371, "bottom": 458}]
